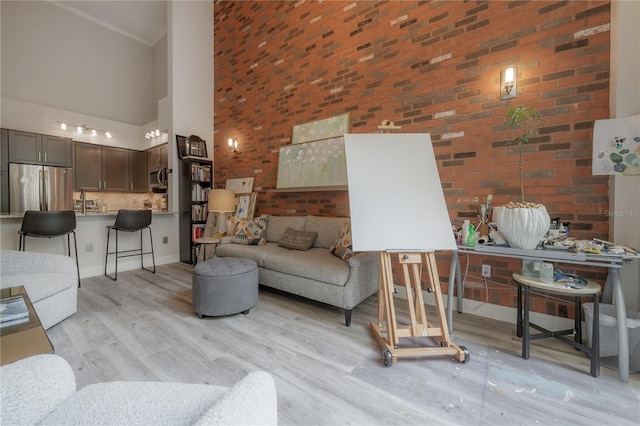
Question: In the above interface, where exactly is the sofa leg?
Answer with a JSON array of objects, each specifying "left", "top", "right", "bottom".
[{"left": 344, "top": 309, "right": 352, "bottom": 327}]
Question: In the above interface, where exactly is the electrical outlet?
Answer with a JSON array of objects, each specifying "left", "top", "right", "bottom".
[
  {"left": 85, "top": 243, "right": 93, "bottom": 253},
  {"left": 162, "top": 236, "right": 168, "bottom": 244},
  {"left": 482, "top": 264, "right": 491, "bottom": 278}
]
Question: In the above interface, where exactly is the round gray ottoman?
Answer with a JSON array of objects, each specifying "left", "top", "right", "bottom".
[{"left": 192, "top": 257, "right": 258, "bottom": 318}]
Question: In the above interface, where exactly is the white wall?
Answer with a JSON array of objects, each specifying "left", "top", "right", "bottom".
[
  {"left": 1, "top": 1, "right": 153, "bottom": 126},
  {"left": 152, "top": 34, "right": 169, "bottom": 120},
  {"left": 166, "top": 1, "right": 214, "bottom": 212},
  {"left": 610, "top": 0, "right": 640, "bottom": 310}
]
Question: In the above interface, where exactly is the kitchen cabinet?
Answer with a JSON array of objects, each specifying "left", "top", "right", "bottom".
[
  {"left": 103, "top": 147, "right": 130, "bottom": 192},
  {"left": 74, "top": 142, "right": 103, "bottom": 191},
  {"left": 129, "top": 150, "right": 147, "bottom": 193},
  {"left": 7, "top": 129, "right": 72, "bottom": 167},
  {"left": 179, "top": 157, "right": 212, "bottom": 264},
  {"left": 74, "top": 143, "right": 130, "bottom": 192},
  {"left": 148, "top": 143, "right": 168, "bottom": 170}
]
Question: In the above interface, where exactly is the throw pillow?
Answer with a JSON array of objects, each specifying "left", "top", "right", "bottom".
[
  {"left": 277, "top": 227, "right": 318, "bottom": 251},
  {"left": 330, "top": 219, "right": 353, "bottom": 261},
  {"left": 231, "top": 215, "right": 269, "bottom": 245}
]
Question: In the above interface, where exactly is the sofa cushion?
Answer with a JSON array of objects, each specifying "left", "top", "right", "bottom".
[
  {"left": 329, "top": 219, "right": 354, "bottom": 261},
  {"left": 304, "top": 216, "right": 348, "bottom": 249},
  {"left": 232, "top": 215, "right": 269, "bottom": 245},
  {"left": 277, "top": 228, "right": 317, "bottom": 251},
  {"left": 262, "top": 247, "right": 350, "bottom": 286},
  {"left": 216, "top": 242, "right": 285, "bottom": 267},
  {"left": 266, "top": 216, "right": 306, "bottom": 243}
]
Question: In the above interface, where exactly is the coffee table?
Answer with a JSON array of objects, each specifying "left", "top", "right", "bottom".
[{"left": 1, "top": 286, "right": 54, "bottom": 366}]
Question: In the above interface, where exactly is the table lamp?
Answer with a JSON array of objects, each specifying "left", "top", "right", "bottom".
[{"left": 208, "top": 189, "right": 235, "bottom": 237}]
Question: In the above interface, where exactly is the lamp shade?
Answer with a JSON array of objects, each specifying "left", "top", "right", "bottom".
[{"left": 208, "top": 189, "right": 235, "bottom": 213}]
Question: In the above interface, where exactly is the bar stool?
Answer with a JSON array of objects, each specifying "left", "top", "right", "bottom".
[
  {"left": 513, "top": 273, "right": 601, "bottom": 377},
  {"left": 18, "top": 210, "right": 80, "bottom": 287},
  {"left": 104, "top": 209, "right": 156, "bottom": 281}
]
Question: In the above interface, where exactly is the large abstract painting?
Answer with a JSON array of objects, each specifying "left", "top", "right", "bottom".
[
  {"left": 292, "top": 113, "right": 350, "bottom": 144},
  {"left": 276, "top": 136, "right": 348, "bottom": 191}
]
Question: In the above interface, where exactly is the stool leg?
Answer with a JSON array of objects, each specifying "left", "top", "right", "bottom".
[
  {"left": 575, "top": 297, "right": 582, "bottom": 344},
  {"left": 114, "top": 230, "right": 119, "bottom": 280},
  {"left": 522, "top": 285, "right": 530, "bottom": 359},
  {"left": 104, "top": 229, "right": 109, "bottom": 276},
  {"left": 591, "top": 294, "right": 600, "bottom": 377},
  {"left": 517, "top": 283, "right": 523, "bottom": 338},
  {"left": 140, "top": 227, "right": 156, "bottom": 274},
  {"left": 71, "top": 231, "right": 81, "bottom": 287},
  {"left": 147, "top": 227, "right": 155, "bottom": 273}
]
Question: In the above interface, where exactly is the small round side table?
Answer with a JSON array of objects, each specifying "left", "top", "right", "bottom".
[
  {"left": 192, "top": 237, "right": 220, "bottom": 265},
  {"left": 512, "top": 273, "right": 601, "bottom": 377}
]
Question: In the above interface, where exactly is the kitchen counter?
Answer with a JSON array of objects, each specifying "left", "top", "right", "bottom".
[
  {"left": 0, "top": 210, "right": 176, "bottom": 219},
  {"left": 1, "top": 211, "right": 180, "bottom": 278}
]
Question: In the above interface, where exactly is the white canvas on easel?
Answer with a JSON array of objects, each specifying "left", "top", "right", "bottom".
[
  {"left": 343, "top": 133, "right": 456, "bottom": 252},
  {"left": 344, "top": 133, "right": 467, "bottom": 366}
]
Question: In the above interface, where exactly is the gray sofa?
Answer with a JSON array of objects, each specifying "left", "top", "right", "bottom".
[
  {"left": 0, "top": 250, "right": 78, "bottom": 330},
  {"left": 216, "top": 215, "right": 379, "bottom": 326},
  {"left": 0, "top": 354, "right": 277, "bottom": 425}
]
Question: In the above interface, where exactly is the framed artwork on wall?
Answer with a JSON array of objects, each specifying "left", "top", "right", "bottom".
[
  {"left": 276, "top": 136, "right": 348, "bottom": 191},
  {"left": 292, "top": 113, "right": 350, "bottom": 144}
]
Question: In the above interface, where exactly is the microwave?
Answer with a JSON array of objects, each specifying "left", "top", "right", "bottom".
[{"left": 149, "top": 167, "right": 167, "bottom": 189}]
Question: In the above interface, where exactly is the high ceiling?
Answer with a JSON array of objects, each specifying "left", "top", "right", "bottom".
[{"left": 53, "top": 0, "right": 167, "bottom": 46}]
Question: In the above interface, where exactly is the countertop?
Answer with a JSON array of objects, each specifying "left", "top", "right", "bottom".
[{"left": 0, "top": 210, "right": 176, "bottom": 219}]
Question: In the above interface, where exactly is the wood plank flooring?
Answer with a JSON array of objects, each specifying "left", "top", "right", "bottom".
[{"left": 46, "top": 263, "right": 639, "bottom": 425}]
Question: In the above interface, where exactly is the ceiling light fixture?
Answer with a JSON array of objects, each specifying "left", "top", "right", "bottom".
[
  {"left": 59, "top": 121, "right": 113, "bottom": 139},
  {"left": 145, "top": 129, "right": 163, "bottom": 139}
]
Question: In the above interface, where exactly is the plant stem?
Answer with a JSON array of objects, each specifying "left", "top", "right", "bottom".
[{"left": 520, "top": 140, "right": 524, "bottom": 202}]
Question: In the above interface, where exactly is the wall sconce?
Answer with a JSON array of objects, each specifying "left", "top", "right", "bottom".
[
  {"left": 228, "top": 138, "right": 239, "bottom": 153},
  {"left": 500, "top": 66, "right": 517, "bottom": 100},
  {"left": 59, "top": 122, "right": 112, "bottom": 138}
]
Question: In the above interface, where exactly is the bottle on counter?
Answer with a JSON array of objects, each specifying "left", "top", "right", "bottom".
[{"left": 461, "top": 220, "right": 470, "bottom": 246}]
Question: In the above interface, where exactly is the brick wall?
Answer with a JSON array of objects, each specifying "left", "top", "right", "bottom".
[{"left": 213, "top": 1, "right": 611, "bottom": 317}]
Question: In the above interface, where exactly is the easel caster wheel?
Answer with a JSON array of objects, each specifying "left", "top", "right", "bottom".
[
  {"left": 383, "top": 349, "right": 393, "bottom": 367},
  {"left": 459, "top": 346, "right": 470, "bottom": 363}
]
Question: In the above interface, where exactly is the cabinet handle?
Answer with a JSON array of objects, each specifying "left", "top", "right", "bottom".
[
  {"left": 38, "top": 152, "right": 41, "bottom": 162},
  {"left": 130, "top": 182, "right": 133, "bottom": 191},
  {"left": 99, "top": 181, "right": 102, "bottom": 190},
  {"left": 44, "top": 153, "right": 47, "bottom": 162}
]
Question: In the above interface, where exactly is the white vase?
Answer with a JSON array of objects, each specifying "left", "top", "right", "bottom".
[{"left": 495, "top": 205, "right": 550, "bottom": 249}]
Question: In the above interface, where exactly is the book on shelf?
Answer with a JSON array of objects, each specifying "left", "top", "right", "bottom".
[
  {"left": 1, "top": 295, "right": 29, "bottom": 324},
  {"left": 192, "top": 224, "right": 206, "bottom": 240},
  {"left": 190, "top": 163, "right": 212, "bottom": 183},
  {"left": 191, "top": 205, "right": 208, "bottom": 222}
]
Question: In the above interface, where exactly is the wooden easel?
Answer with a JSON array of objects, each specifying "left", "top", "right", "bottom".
[{"left": 370, "top": 250, "right": 469, "bottom": 366}]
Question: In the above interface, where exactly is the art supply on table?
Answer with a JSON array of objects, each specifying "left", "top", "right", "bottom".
[
  {"left": 467, "top": 224, "right": 476, "bottom": 247},
  {"left": 539, "top": 262, "right": 554, "bottom": 283},
  {"left": 461, "top": 220, "right": 470, "bottom": 246}
]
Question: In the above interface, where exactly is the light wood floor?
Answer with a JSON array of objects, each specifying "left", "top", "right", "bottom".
[{"left": 47, "top": 263, "right": 639, "bottom": 425}]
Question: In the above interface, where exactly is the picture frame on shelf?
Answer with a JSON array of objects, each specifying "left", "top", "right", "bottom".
[
  {"left": 176, "top": 135, "right": 188, "bottom": 159},
  {"left": 187, "top": 135, "right": 208, "bottom": 158},
  {"left": 234, "top": 192, "right": 257, "bottom": 220}
]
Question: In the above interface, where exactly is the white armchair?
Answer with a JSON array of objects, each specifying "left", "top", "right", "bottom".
[{"left": 0, "top": 354, "right": 278, "bottom": 425}]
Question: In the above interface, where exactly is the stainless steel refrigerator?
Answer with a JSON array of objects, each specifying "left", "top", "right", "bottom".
[{"left": 9, "top": 163, "right": 74, "bottom": 213}]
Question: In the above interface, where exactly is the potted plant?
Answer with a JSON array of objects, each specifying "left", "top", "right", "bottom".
[{"left": 494, "top": 105, "right": 550, "bottom": 249}]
